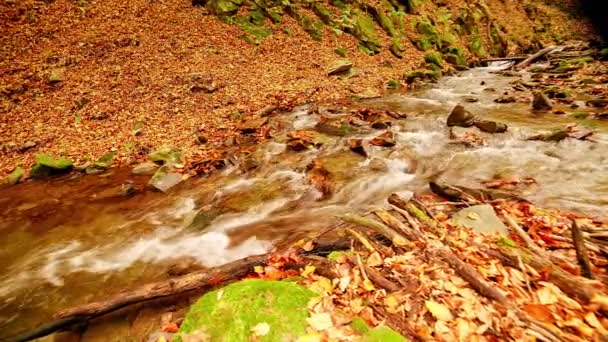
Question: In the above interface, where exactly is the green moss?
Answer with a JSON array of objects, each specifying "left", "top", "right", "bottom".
[
  {"left": 350, "top": 318, "right": 407, "bottom": 341},
  {"left": 405, "top": 0, "right": 419, "bottom": 14},
  {"left": 148, "top": 147, "right": 184, "bottom": 168},
  {"left": 470, "top": 36, "right": 486, "bottom": 58},
  {"left": 30, "top": 154, "right": 73, "bottom": 178},
  {"left": 600, "top": 48, "right": 608, "bottom": 58},
  {"left": 414, "top": 37, "right": 434, "bottom": 51},
  {"left": 176, "top": 279, "right": 315, "bottom": 342},
  {"left": 335, "top": 47, "right": 348, "bottom": 57},
  {"left": 445, "top": 47, "right": 466, "bottom": 66},
  {"left": 235, "top": 8, "right": 273, "bottom": 44},
  {"left": 413, "top": 18, "right": 439, "bottom": 51},
  {"left": 390, "top": 37, "right": 404, "bottom": 58},
  {"left": 377, "top": 9, "right": 397, "bottom": 37},
  {"left": 5, "top": 167, "right": 25, "bottom": 185},
  {"left": 424, "top": 52, "right": 443, "bottom": 67},
  {"left": 312, "top": 3, "right": 333, "bottom": 24},
  {"left": 497, "top": 236, "right": 517, "bottom": 248},
  {"left": 206, "top": 0, "right": 244, "bottom": 17},
  {"left": 94, "top": 151, "right": 115, "bottom": 169},
  {"left": 327, "top": 250, "right": 354, "bottom": 261},
  {"left": 352, "top": 9, "right": 381, "bottom": 53}
]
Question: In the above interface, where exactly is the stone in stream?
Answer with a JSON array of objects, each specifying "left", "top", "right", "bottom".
[
  {"left": 473, "top": 120, "right": 508, "bottom": 133},
  {"left": 369, "top": 131, "right": 396, "bottom": 147},
  {"left": 132, "top": 161, "right": 159, "bottom": 175},
  {"left": 348, "top": 138, "right": 367, "bottom": 157},
  {"left": 586, "top": 99, "right": 608, "bottom": 108},
  {"left": 371, "top": 118, "right": 392, "bottom": 130},
  {"left": 532, "top": 91, "right": 553, "bottom": 111},
  {"left": 494, "top": 95, "right": 516, "bottom": 104},
  {"left": 148, "top": 166, "right": 182, "bottom": 192},
  {"left": 452, "top": 204, "right": 508, "bottom": 235},
  {"left": 4, "top": 167, "right": 25, "bottom": 185},
  {"left": 527, "top": 130, "right": 568, "bottom": 142},
  {"left": 30, "top": 154, "right": 73, "bottom": 178},
  {"left": 446, "top": 105, "right": 477, "bottom": 127},
  {"left": 148, "top": 147, "right": 185, "bottom": 168},
  {"left": 239, "top": 117, "right": 268, "bottom": 134}
]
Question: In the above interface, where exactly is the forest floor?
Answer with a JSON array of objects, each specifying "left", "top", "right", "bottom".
[{"left": 0, "top": 0, "right": 426, "bottom": 177}]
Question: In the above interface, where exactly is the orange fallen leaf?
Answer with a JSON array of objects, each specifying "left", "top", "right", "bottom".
[{"left": 162, "top": 322, "right": 179, "bottom": 333}]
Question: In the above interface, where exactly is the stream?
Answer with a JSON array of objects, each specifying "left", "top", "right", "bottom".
[{"left": 1, "top": 63, "right": 607, "bottom": 337}]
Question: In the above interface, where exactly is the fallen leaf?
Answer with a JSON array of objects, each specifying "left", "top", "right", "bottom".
[
  {"left": 307, "top": 313, "right": 334, "bottom": 331},
  {"left": 162, "top": 322, "right": 179, "bottom": 333},
  {"left": 251, "top": 322, "right": 271, "bottom": 336},
  {"left": 425, "top": 300, "right": 454, "bottom": 321},
  {"left": 301, "top": 265, "right": 316, "bottom": 277},
  {"left": 522, "top": 304, "right": 554, "bottom": 323}
]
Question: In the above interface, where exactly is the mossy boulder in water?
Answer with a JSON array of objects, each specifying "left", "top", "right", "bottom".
[
  {"left": 30, "top": 154, "right": 73, "bottom": 178},
  {"left": 176, "top": 279, "right": 315, "bottom": 342},
  {"left": 5, "top": 167, "right": 25, "bottom": 185}
]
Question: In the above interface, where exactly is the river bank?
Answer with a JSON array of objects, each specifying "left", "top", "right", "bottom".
[{"left": 0, "top": 0, "right": 598, "bottom": 179}]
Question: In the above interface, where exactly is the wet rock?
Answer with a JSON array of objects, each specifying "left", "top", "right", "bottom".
[
  {"left": 386, "top": 111, "right": 408, "bottom": 119},
  {"left": 327, "top": 60, "right": 352, "bottom": 76},
  {"left": 452, "top": 204, "right": 508, "bottom": 235},
  {"left": 148, "top": 166, "right": 182, "bottom": 192},
  {"left": 93, "top": 183, "right": 138, "bottom": 200},
  {"left": 553, "top": 110, "right": 566, "bottom": 115},
  {"left": 18, "top": 141, "right": 36, "bottom": 152},
  {"left": 371, "top": 118, "right": 391, "bottom": 130},
  {"left": 586, "top": 99, "right": 608, "bottom": 108},
  {"left": 85, "top": 151, "right": 116, "bottom": 174},
  {"left": 532, "top": 91, "right": 553, "bottom": 111},
  {"left": 597, "top": 113, "right": 608, "bottom": 120},
  {"left": 239, "top": 117, "right": 268, "bottom": 134},
  {"left": 255, "top": 105, "right": 277, "bottom": 117},
  {"left": 463, "top": 96, "right": 479, "bottom": 103},
  {"left": 368, "top": 157, "right": 387, "bottom": 172},
  {"left": 30, "top": 154, "right": 73, "bottom": 178},
  {"left": 132, "top": 161, "right": 159, "bottom": 175},
  {"left": 48, "top": 68, "right": 63, "bottom": 84},
  {"left": 348, "top": 138, "right": 367, "bottom": 157},
  {"left": 4, "top": 167, "right": 25, "bottom": 185},
  {"left": 314, "top": 119, "right": 361, "bottom": 136},
  {"left": 370, "top": 131, "right": 396, "bottom": 147},
  {"left": 148, "top": 147, "right": 184, "bottom": 168},
  {"left": 239, "top": 154, "right": 259, "bottom": 172},
  {"left": 286, "top": 130, "right": 325, "bottom": 151},
  {"left": 446, "top": 104, "right": 477, "bottom": 127},
  {"left": 473, "top": 120, "right": 508, "bottom": 133},
  {"left": 527, "top": 130, "right": 568, "bottom": 142},
  {"left": 306, "top": 160, "right": 333, "bottom": 199},
  {"left": 494, "top": 95, "right": 516, "bottom": 104}
]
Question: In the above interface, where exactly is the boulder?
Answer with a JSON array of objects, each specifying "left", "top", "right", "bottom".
[
  {"left": 527, "top": 130, "right": 568, "bottom": 142},
  {"left": 327, "top": 60, "right": 353, "bottom": 76},
  {"left": 447, "top": 104, "right": 477, "bottom": 127},
  {"left": 5, "top": 167, "right": 24, "bottom": 185},
  {"left": 586, "top": 99, "right": 608, "bottom": 108},
  {"left": 494, "top": 96, "right": 516, "bottom": 104},
  {"left": 452, "top": 204, "right": 508, "bottom": 235},
  {"left": 30, "top": 154, "right": 73, "bottom": 178},
  {"left": 148, "top": 147, "right": 185, "bottom": 168},
  {"left": 532, "top": 91, "right": 553, "bottom": 111},
  {"left": 348, "top": 138, "right": 367, "bottom": 157},
  {"left": 473, "top": 120, "right": 508, "bottom": 133},
  {"left": 239, "top": 117, "right": 268, "bottom": 134},
  {"left": 132, "top": 162, "right": 159, "bottom": 175},
  {"left": 370, "top": 131, "right": 396, "bottom": 147},
  {"left": 148, "top": 166, "right": 182, "bottom": 192}
]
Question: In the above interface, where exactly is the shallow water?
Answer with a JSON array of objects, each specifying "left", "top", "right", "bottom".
[{"left": 1, "top": 64, "right": 607, "bottom": 338}]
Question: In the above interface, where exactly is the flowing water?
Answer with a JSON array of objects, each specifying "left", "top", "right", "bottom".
[{"left": 1, "top": 63, "right": 607, "bottom": 338}]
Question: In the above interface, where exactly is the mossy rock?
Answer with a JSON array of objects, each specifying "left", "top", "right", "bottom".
[
  {"left": 335, "top": 47, "right": 348, "bottom": 57},
  {"left": 600, "top": 48, "right": 608, "bottom": 59},
  {"left": 470, "top": 36, "right": 487, "bottom": 58},
  {"left": 148, "top": 147, "right": 185, "bottom": 168},
  {"left": 30, "top": 154, "right": 73, "bottom": 178},
  {"left": 176, "top": 279, "right": 315, "bottom": 342},
  {"left": 390, "top": 37, "right": 405, "bottom": 58},
  {"left": 206, "top": 0, "right": 244, "bottom": 17},
  {"left": 414, "top": 37, "right": 435, "bottom": 51},
  {"left": 312, "top": 3, "right": 333, "bottom": 25},
  {"left": 5, "top": 167, "right": 25, "bottom": 185},
  {"left": 424, "top": 52, "right": 443, "bottom": 67},
  {"left": 288, "top": 6, "right": 324, "bottom": 41},
  {"left": 405, "top": 0, "right": 419, "bottom": 14},
  {"left": 352, "top": 9, "right": 381, "bottom": 53},
  {"left": 235, "top": 8, "right": 273, "bottom": 44},
  {"left": 444, "top": 47, "right": 466, "bottom": 66}
]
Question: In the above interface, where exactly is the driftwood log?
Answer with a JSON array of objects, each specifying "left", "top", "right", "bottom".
[
  {"left": 514, "top": 46, "right": 557, "bottom": 70},
  {"left": 3, "top": 238, "right": 351, "bottom": 342}
]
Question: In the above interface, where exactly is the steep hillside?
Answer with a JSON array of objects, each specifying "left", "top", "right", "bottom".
[{"left": 0, "top": 0, "right": 596, "bottom": 177}]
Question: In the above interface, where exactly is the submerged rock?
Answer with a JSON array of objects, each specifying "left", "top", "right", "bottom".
[
  {"left": 348, "top": 138, "right": 367, "bottom": 157},
  {"left": 447, "top": 105, "right": 477, "bottom": 127},
  {"left": 452, "top": 204, "right": 508, "bottom": 235},
  {"left": 532, "top": 91, "right": 553, "bottom": 111},
  {"left": 586, "top": 99, "right": 608, "bottom": 108},
  {"left": 494, "top": 95, "right": 516, "bottom": 103},
  {"left": 30, "top": 154, "right": 73, "bottom": 178},
  {"left": 148, "top": 166, "right": 182, "bottom": 192},
  {"left": 370, "top": 131, "right": 396, "bottom": 147},
  {"left": 527, "top": 130, "right": 568, "bottom": 142},
  {"left": 474, "top": 120, "right": 508, "bottom": 133}
]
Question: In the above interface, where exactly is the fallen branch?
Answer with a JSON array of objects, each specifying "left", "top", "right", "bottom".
[
  {"left": 5, "top": 239, "right": 350, "bottom": 342},
  {"left": 514, "top": 46, "right": 557, "bottom": 70},
  {"left": 572, "top": 220, "right": 594, "bottom": 279},
  {"left": 481, "top": 56, "right": 527, "bottom": 63},
  {"left": 341, "top": 214, "right": 411, "bottom": 247}
]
